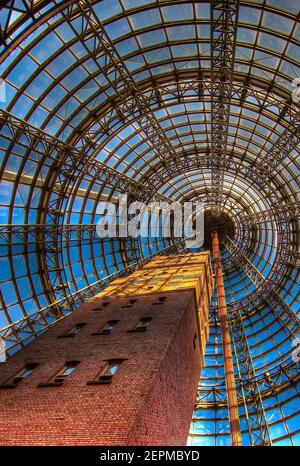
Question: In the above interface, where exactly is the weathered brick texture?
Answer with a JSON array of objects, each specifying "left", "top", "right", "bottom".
[{"left": 0, "top": 290, "right": 204, "bottom": 445}]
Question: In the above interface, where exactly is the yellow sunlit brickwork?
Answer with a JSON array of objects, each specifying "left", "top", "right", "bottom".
[{"left": 96, "top": 252, "right": 214, "bottom": 361}]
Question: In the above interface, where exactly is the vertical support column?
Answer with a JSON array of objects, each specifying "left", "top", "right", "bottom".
[{"left": 211, "top": 231, "right": 242, "bottom": 446}]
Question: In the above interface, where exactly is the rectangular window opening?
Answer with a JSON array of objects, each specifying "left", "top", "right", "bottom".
[
  {"left": 88, "top": 359, "right": 126, "bottom": 385},
  {"left": 93, "top": 301, "right": 110, "bottom": 311},
  {"left": 128, "top": 317, "right": 152, "bottom": 332},
  {"left": 152, "top": 296, "right": 167, "bottom": 305},
  {"left": 92, "top": 320, "right": 119, "bottom": 335},
  {"left": 59, "top": 323, "right": 86, "bottom": 337},
  {"left": 40, "top": 361, "right": 79, "bottom": 387},
  {"left": 0, "top": 363, "right": 38, "bottom": 388},
  {"left": 121, "top": 299, "right": 137, "bottom": 308}
]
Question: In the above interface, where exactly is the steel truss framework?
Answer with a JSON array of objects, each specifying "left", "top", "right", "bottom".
[
  {"left": 1, "top": 108, "right": 298, "bottom": 306},
  {"left": 224, "top": 235, "right": 300, "bottom": 339},
  {"left": 195, "top": 361, "right": 300, "bottom": 407},
  {"left": 1, "top": 107, "right": 296, "bottom": 321},
  {"left": 0, "top": 110, "right": 168, "bottom": 314},
  {"left": 0, "top": 0, "right": 299, "bottom": 447},
  {"left": 210, "top": 0, "right": 239, "bottom": 211},
  {"left": 71, "top": 76, "right": 300, "bottom": 155},
  {"left": 0, "top": 111, "right": 163, "bottom": 199},
  {"left": 52, "top": 70, "right": 299, "bottom": 283},
  {"left": 62, "top": 0, "right": 182, "bottom": 176},
  {"left": 192, "top": 358, "right": 300, "bottom": 445},
  {"left": 229, "top": 297, "right": 271, "bottom": 445},
  {"left": 143, "top": 152, "right": 298, "bottom": 294}
]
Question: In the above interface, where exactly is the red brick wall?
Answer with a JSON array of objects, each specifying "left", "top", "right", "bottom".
[
  {"left": 0, "top": 290, "right": 202, "bottom": 446},
  {"left": 127, "top": 291, "right": 202, "bottom": 446}
]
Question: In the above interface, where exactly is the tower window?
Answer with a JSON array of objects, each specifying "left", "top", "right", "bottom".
[
  {"left": 87, "top": 359, "right": 126, "bottom": 385},
  {"left": 121, "top": 299, "right": 137, "bottom": 308},
  {"left": 128, "top": 317, "right": 152, "bottom": 332},
  {"left": 92, "top": 320, "right": 119, "bottom": 335},
  {"left": 59, "top": 323, "right": 86, "bottom": 337},
  {"left": 152, "top": 296, "right": 166, "bottom": 305},
  {"left": 0, "top": 363, "right": 38, "bottom": 388},
  {"left": 93, "top": 302, "right": 110, "bottom": 311},
  {"left": 193, "top": 333, "right": 197, "bottom": 350},
  {"left": 40, "top": 361, "right": 79, "bottom": 387}
]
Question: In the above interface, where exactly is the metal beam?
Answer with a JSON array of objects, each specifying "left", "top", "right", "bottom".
[
  {"left": 223, "top": 235, "right": 300, "bottom": 339},
  {"left": 212, "top": 231, "right": 242, "bottom": 446},
  {"left": 241, "top": 201, "right": 300, "bottom": 224},
  {"left": 210, "top": 0, "right": 240, "bottom": 211},
  {"left": 229, "top": 306, "right": 271, "bottom": 445},
  {"left": 61, "top": 0, "right": 181, "bottom": 176},
  {"left": 73, "top": 76, "right": 300, "bottom": 151},
  {"left": 0, "top": 1, "right": 77, "bottom": 52},
  {"left": 240, "top": 202, "right": 300, "bottom": 269},
  {"left": 0, "top": 111, "right": 163, "bottom": 202},
  {"left": 195, "top": 360, "right": 300, "bottom": 408},
  {"left": 0, "top": 224, "right": 105, "bottom": 245}
]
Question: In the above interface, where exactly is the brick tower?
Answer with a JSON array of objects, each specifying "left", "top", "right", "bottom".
[{"left": 0, "top": 252, "right": 213, "bottom": 446}]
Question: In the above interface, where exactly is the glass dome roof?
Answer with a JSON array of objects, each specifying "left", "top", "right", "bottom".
[{"left": 0, "top": 0, "right": 299, "bottom": 446}]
